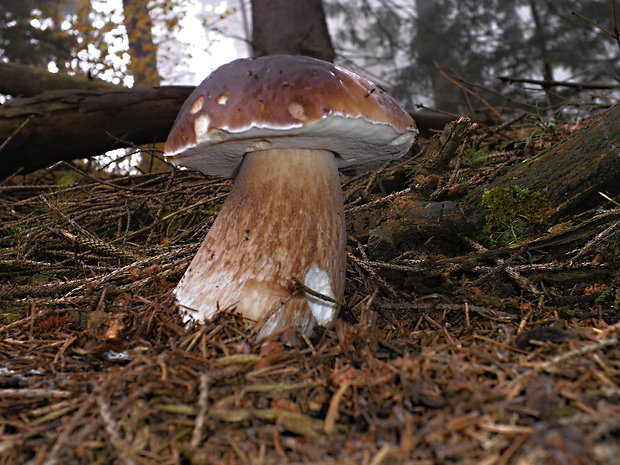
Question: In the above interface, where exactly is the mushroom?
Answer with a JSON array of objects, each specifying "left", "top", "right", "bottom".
[{"left": 165, "top": 55, "right": 417, "bottom": 338}]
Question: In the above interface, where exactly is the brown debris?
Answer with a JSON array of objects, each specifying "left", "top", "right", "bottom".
[{"left": 1, "top": 112, "right": 619, "bottom": 464}]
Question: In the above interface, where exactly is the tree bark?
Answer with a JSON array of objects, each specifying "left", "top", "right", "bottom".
[
  {"left": 0, "top": 62, "right": 118, "bottom": 98},
  {"left": 0, "top": 86, "right": 193, "bottom": 177},
  {"left": 251, "top": 0, "right": 335, "bottom": 62},
  {"left": 122, "top": 0, "right": 170, "bottom": 174},
  {"left": 349, "top": 200, "right": 486, "bottom": 260},
  {"left": 482, "top": 104, "right": 620, "bottom": 220}
]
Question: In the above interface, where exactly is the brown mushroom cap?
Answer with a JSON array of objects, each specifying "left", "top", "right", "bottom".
[{"left": 164, "top": 55, "right": 418, "bottom": 177}]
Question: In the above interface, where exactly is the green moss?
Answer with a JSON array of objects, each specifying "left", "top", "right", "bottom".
[
  {"left": 521, "top": 105, "right": 560, "bottom": 154},
  {"left": 206, "top": 203, "right": 223, "bottom": 212},
  {"left": 0, "top": 304, "right": 28, "bottom": 324},
  {"left": 55, "top": 172, "right": 80, "bottom": 187},
  {"left": 463, "top": 141, "right": 491, "bottom": 169},
  {"left": 557, "top": 305, "right": 579, "bottom": 318},
  {"left": 555, "top": 405, "right": 579, "bottom": 417},
  {"left": 481, "top": 186, "right": 550, "bottom": 246},
  {"left": 595, "top": 286, "right": 620, "bottom": 310}
]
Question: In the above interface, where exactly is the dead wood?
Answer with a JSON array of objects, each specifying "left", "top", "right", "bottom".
[
  {"left": 344, "top": 106, "right": 619, "bottom": 263},
  {"left": 350, "top": 199, "right": 486, "bottom": 260},
  {"left": 410, "top": 109, "right": 458, "bottom": 138},
  {"left": 483, "top": 104, "right": 620, "bottom": 219},
  {"left": 0, "top": 86, "right": 194, "bottom": 177},
  {"left": 0, "top": 62, "right": 119, "bottom": 97},
  {"left": 410, "top": 117, "right": 478, "bottom": 195},
  {"left": 497, "top": 75, "right": 620, "bottom": 90}
]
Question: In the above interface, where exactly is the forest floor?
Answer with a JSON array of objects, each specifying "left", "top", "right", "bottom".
[{"left": 1, "top": 111, "right": 619, "bottom": 465}]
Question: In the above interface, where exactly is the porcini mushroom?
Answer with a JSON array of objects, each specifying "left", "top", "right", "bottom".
[{"left": 165, "top": 55, "right": 417, "bottom": 338}]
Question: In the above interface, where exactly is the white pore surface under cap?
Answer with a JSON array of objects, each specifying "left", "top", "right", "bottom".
[
  {"left": 303, "top": 263, "right": 336, "bottom": 326},
  {"left": 166, "top": 113, "right": 417, "bottom": 178}
]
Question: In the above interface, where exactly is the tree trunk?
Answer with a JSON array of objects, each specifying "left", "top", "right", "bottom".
[
  {"left": 0, "top": 87, "right": 193, "bottom": 177},
  {"left": 251, "top": 0, "right": 335, "bottom": 62},
  {"left": 122, "top": 0, "right": 160, "bottom": 86},
  {"left": 122, "top": 0, "right": 169, "bottom": 173}
]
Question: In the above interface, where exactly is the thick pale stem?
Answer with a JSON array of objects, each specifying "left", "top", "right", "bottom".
[{"left": 175, "top": 148, "right": 346, "bottom": 338}]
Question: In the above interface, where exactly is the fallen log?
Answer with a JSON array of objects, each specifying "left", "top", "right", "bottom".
[
  {"left": 0, "top": 86, "right": 194, "bottom": 177},
  {"left": 347, "top": 105, "right": 619, "bottom": 259},
  {"left": 482, "top": 104, "right": 620, "bottom": 219},
  {"left": 0, "top": 62, "right": 119, "bottom": 97}
]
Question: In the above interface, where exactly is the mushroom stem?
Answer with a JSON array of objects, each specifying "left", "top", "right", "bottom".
[{"left": 175, "top": 148, "right": 346, "bottom": 338}]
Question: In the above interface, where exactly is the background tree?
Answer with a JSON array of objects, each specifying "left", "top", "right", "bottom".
[
  {"left": 326, "top": 0, "right": 619, "bottom": 114},
  {"left": 122, "top": 0, "right": 160, "bottom": 87},
  {"left": 0, "top": 0, "right": 76, "bottom": 67},
  {"left": 122, "top": 0, "right": 168, "bottom": 172},
  {"left": 251, "top": 0, "right": 335, "bottom": 61}
]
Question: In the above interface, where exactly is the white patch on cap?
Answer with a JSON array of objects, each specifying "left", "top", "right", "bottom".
[
  {"left": 194, "top": 114, "right": 210, "bottom": 143},
  {"left": 303, "top": 264, "right": 336, "bottom": 326},
  {"left": 207, "top": 128, "right": 229, "bottom": 141},
  {"left": 288, "top": 102, "right": 307, "bottom": 121},
  {"left": 216, "top": 93, "right": 229, "bottom": 105},
  {"left": 190, "top": 96, "right": 204, "bottom": 114}
]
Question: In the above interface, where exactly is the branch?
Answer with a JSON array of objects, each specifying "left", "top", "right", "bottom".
[
  {"left": 0, "top": 86, "right": 194, "bottom": 177},
  {"left": 0, "top": 62, "right": 119, "bottom": 97},
  {"left": 497, "top": 75, "right": 620, "bottom": 90}
]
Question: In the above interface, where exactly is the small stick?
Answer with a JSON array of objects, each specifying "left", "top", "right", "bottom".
[
  {"left": 484, "top": 112, "right": 526, "bottom": 138},
  {"left": 0, "top": 115, "right": 34, "bottom": 153},
  {"left": 190, "top": 374, "right": 209, "bottom": 449},
  {"left": 465, "top": 302, "right": 471, "bottom": 328},
  {"left": 571, "top": 10, "right": 617, "bottom": 38},
  {"left": 568, "top": 219, "right": 620, "bottom": 265},
  {"left": 96, "top": 394, "right": 137, "bottom": 465},
  {"left": 497, "top": 75, "right": 619, "bottom": 90},
  {"left": 291, "top": 277, "right": 344, "bottom": 306},
  {"left": 324, "top": 382, "right": 350, "bottom": 434},
  {"left": 345, "top": 187, "right": 411, "bottom": 214},
  {"left": 46, "top": 397, "right": 93, "bottom": 464},
  {"left": 505, "top": 337, "right": 619, "bottom": 398},
  {"left": 612, "top": 0, "right": 620, "bottom": 50},
  {"left": 599, "top": 191, "right": 620, "bottom": 208},
  {"left": 433, "top": 60, "right": 502, "bottom": 119},
  {"left": 0, "top": 388, "right": 71, "bottom": 398}
]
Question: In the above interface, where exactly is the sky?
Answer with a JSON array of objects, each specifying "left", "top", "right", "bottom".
[
  {"left": 154, "top": 0, "right": 248, "bottom": 85},
  {"left": 76, "top": 0, "right": 247, "bottom": 87}
]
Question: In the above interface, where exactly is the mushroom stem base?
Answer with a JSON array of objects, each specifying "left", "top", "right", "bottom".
[{"left": 175, "top": 148, "right": 346, "bottom": 338}]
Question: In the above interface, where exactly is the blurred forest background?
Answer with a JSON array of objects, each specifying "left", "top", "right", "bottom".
[{"left": 1, "top": 0, "right": 618, "bottom": 115}]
